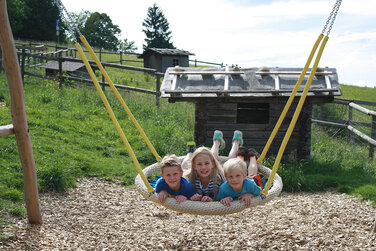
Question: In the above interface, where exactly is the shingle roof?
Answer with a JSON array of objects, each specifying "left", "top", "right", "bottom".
[
  {"left": 143, "top": 48, "right": 194, "bottom": 56},
  {"left": 161, "top": 66, "right": 341, "bottom": 99}
]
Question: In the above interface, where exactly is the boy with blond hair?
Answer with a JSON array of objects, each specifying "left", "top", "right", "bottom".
[
  {"left": 217, "top": 158, "right": 261, "bottom": 207},
  {"left": 155, "top": 154, "right": 201, "bottom": 203}
]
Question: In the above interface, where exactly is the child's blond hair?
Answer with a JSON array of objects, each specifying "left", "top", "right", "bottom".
[
  {"left": 223, "top": 158, "right": 247, "bottom": 177},
  {"left": 160, "top": 154, "right": 182, "bottom": 173},
  {"left": 184, "top": 147, "right": 224, "bottom": 198}
]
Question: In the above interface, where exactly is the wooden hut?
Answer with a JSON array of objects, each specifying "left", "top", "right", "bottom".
[
  {"left": 160, "top": 66, "right": 342, "bottom": 159},
  {"left": 140, "top": 48, "right": 194, "bottom": 73}
]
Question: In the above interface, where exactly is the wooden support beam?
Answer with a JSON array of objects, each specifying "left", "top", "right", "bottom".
[
  {"left": 169, "top": 71, "right": 244, "bottom": 75},
  {"left": 224, "top": 65, "right": 230, "bottom": 91},
  {"left": 0, "top": 124, "right": 14, "bottom": 136},
  {"left": 0, "top": 0, "right": 42, "bottom": 224},
  {"left": 256, "top": 71, "right": 333, "bottom": 75}
]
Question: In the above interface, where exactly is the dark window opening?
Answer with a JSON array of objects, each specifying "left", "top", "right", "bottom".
[
  {"left": 172, "top": 59, "right": 179, "bottom": 66},
  {"left": 237, "top": 103, "right": 269, "bottom": 124}
]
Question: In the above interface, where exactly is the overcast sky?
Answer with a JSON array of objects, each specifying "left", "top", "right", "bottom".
[{"left": 61, "top": 0, "right": 376, "bottom": 88}]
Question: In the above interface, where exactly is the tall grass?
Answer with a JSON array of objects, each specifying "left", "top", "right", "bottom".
[{"left": 0, "top": 74, "right": 194, "bottom": 225}]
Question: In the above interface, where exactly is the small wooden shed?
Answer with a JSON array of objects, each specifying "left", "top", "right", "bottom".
[
  {"left": 140, "top": 48, "right": 194, "bottom": 73},
  {"left": 161, "top": 66, "right": 342, "bottom": 159}
]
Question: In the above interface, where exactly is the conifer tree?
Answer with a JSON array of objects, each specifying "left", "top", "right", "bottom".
[{"left": 142, "top": 3, "right": 175, "bottom": 50}]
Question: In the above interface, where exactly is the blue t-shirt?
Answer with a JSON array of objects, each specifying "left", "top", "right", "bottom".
[
  {"left": 217, "top": 178, "right": 262, "bottom": 201},
  {"left": 155, "top": 177, "right": 196, "bottom": 198}
]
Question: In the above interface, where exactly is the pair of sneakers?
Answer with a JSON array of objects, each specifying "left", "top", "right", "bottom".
[
  {"left": 237, "top": 147, "right": 260, "bottom": 161},
  {"left": 187, "top": 141, "right": 196, "bottom": 153},
  {"left": 213, "top": 130, "right": 243, "bottom": 151}
]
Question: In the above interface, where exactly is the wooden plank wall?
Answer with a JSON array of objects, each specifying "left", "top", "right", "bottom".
[{"left": 194, "top": 100, "right": 312, "bottom": 160}]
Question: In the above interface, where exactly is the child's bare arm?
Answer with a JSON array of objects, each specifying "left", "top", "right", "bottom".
[
  {"left": 220, "top": 197, "right": 233, "bottom": 206},
  {"left": 157, "top": 190, "right": 170, "bottom": 203},
  {"left": 239, "top": 193, "right": 253, "bottom": 207}
]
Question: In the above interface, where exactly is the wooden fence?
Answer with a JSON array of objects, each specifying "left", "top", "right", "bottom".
[
  {"left": 189, "top": 59, "right": 223, "bottom": 67},
  {"left": 16, "top": 42, "right": 226, "bottom": 68},
  {"left": 312, "top": 98, "right": 376, "bottom": 159},
  {"left": 15, "top": 42, "right": 143, "bottom": 65},
  {"left": 15, "top": 46, "right": 164, "bottom": 106}
]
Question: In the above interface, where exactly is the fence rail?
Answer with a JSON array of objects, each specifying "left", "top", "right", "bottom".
[
  {"left": 312, "top": 98, "right": 376, "bottom": 159},
  {"left": 15, "top": 42, "right": 144, "bottom": 65},
  {"left": 16, "top": 48, "right": 163, "bottom": 106}
]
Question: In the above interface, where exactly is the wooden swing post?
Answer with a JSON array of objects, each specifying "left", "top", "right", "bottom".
[{"left": 0, "top": 0, "right": 42, "bottom": 224}]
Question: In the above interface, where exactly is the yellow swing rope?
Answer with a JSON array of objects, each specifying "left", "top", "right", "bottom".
[
  {"left": 262, "top": 36, "right": 329, "bottom": 196},
  {"left": 79, "top": 35, "right": 162, "bottom": 163},
  {"left": 261, "top": 0, "right": 342, "bottom": 196},
  {"left": 257, "top": 34, "right": 323, "bottom": 164},
  {"left": 74, "top": 42, "right": 154, "bottom": 193},
  {"left": 55, "top": 0, "right": 158, "bottom": 193}
]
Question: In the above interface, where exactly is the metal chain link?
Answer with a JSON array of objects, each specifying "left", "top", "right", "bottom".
[
  {"left": 322, "top": 0, "right": 342, "bottom": 36},
  {"left": 326, "top": 0, "right": 342, "bottom": 36},
  {"left": 54, "top": 0, "right": 80, "bottom": 43}
]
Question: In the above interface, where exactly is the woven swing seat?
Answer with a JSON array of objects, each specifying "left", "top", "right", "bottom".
[{"left": 135, "top": 156, "right": 283, "bottom": 216}]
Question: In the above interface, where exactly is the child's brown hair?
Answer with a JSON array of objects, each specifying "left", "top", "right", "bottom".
[{"left": 160, "top": 154, "right": 182, "bottom": 173}]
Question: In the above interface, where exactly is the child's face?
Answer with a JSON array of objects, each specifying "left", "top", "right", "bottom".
[
  {"left": 225, "top": 169, "right": 247, "bottom": 192},
  {"left": 162, "top": 165, "right": 183, "bottom": 190},
  {"left": 193, "top": 153, "right": 214, "bottom": 179}
]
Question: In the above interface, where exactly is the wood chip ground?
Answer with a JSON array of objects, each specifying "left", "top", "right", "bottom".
[{"left": 1, "top": 178, "right": 375, "bottom": 250}]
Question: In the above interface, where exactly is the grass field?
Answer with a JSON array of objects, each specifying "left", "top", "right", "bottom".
[{"left": 1, "top": 49, "right": 375, "bottom": 235}]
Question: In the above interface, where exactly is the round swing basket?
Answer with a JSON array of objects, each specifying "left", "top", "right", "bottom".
[{"left": 135, "top": 156, "right": 283, "bottom": 216}]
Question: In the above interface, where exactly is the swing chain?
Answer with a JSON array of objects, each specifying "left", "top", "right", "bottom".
[
  {"left": 54, "top": 0, "right": 81, "bottom": 43},
  {"left": 322, "top": 0, "right": 342, "bottom": 36},
  {"left": 326, "top": 0, "right": 342, "bottom": 36}
]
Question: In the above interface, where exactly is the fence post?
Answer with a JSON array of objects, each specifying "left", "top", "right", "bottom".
[
  {"left": 370, "top": 115, "right": 375, "bottom": 159},
  {"left": 156, "top": 74, "right": 161, "bottom": 108},
  {"left": 120, "top": 52, "right": 122, "bottom": 65},
  {"left": 195, "top": 59, "right": 197, "bottom": 67},
  {"left": 348, "top": 105, "right": 354, "bottom": 143},
  {"left": 99, "top": 48, "right": 102, "bottom": 62},
  {"left": 101, "top": 66, "right": 105, "bottom": 91},
  {"left": 58, "top": 52, "right": 63, "bottom": 88},
  {"left": 21, "top": 48, "right": 25, "bottom": 82}
]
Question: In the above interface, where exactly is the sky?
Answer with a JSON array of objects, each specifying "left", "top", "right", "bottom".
[{"left": 61, "top": 0, "right": 376, "bottom": 88}]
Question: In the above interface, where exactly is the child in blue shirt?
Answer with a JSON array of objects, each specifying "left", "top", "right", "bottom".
[
  {"left": 217, "top": 158, "right": 261, "bottom": 207},
  {"left": 155, "top": 154, "right": 201, "bottom": 203}
]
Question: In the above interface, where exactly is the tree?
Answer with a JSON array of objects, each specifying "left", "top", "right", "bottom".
[
  {"left": 142, "top": 3, "right": 174, "bottom": 50},
  {"left": 7, "top": 0, "right": 63, "bottom": 41},
  {"left": 6, "top": 0, "right": 29, "bottom": 35},
  {"left": 118, "top": 38, "right": 138, "bottom": 53},
  {"left": 64, "top": 10, "right": 91, "bottom": 42},
  {"left": 81, "top": 12, "right": 121, "bottom": 51}
]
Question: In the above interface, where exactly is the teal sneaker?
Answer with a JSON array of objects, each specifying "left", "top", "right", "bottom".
[
  {"left": 213, "top": 130, "right": 226, "bottom": 150},
  {"left": 187, "top": 141, "right": 196, "bottom": 153},
  {"left": 232, "top": 130, "right": 243, "bottom": 146}
]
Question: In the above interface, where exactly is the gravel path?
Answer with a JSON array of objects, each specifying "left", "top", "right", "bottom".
[{"left": 1, "top": 178, "right": 375, "bottom": 250}]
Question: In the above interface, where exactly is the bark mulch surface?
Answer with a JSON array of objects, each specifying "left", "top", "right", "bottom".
[{"left": 1, "top": 178, "right": 375, "bottom": 250}]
